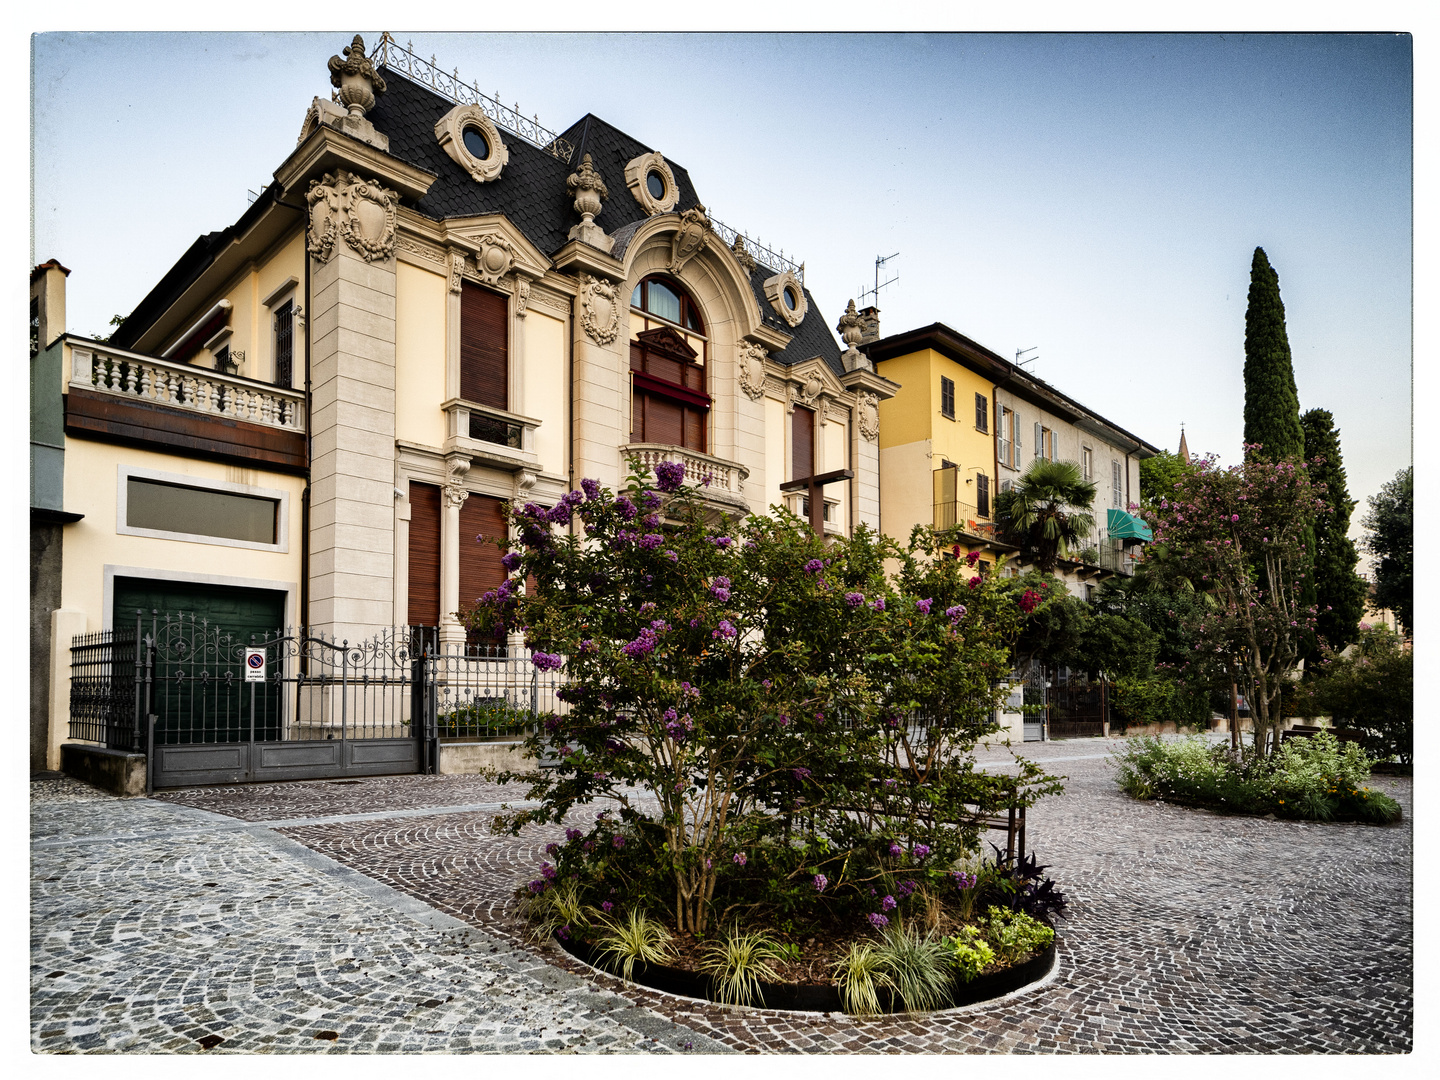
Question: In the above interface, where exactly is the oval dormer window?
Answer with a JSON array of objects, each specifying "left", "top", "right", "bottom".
[
  {"left": 646, "top": 170, "right": 666, "bottom": 200},
  {"left": 462, "top": 125, "right": 491, "bottom": 160},
  {"left": 783, "top": 285, "right": 798, "bottom": 311}
]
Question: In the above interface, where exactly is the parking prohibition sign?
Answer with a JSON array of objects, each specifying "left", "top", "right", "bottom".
[{"left": 244, "top": 648, "right": 266, "bottom": 683}]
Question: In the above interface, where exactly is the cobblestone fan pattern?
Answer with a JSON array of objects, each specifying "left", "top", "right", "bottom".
[
  {"left": 39, "top": 739, "right": 1413, "bottom": 1054},
  {"left": 265, "top": 741, "right": 1411, "bottom": 1054},
  {"left": 30, "top": 780, "right": 725, "bottom": 1055}
]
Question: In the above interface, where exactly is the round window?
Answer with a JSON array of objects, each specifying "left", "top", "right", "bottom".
[
  {"left": 646, "top": 170, "right": 666, "bottom": 200},
  {"left": 462, "top": 125, "right": 491, "bottom": 160},
  {"left": 783, "top": 286, "right": 798, "bottom": 311}
]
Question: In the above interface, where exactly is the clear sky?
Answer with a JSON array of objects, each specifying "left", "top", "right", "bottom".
[{"left": 30, "top": 29, "right": 1413, "bottom": 554}]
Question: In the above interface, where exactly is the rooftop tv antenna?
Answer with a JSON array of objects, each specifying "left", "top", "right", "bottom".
[
  {"left": 858, "top": 252, "right": 900, "bottom": 306},
  {"left": 1015, "top": 346, "right": 1039, "bottom": 370}
]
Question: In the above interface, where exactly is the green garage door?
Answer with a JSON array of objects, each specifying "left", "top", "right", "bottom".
[{"left": 113, "top": 578, "right": 286, "bottom": 745}]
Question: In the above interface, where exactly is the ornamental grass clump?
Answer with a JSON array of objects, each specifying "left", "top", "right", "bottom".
[
  {"left": 874, "top": 923, "right": 953, "bottom": 1013},
  {"left": 699, "top": 927, "right": 784, "bottom": 1007},
  {"left": 833, "top": 941, "right": 892, "bottom": 1018},
  {"left": 593, "top": 908, "right": 674, "bottom": 983}
]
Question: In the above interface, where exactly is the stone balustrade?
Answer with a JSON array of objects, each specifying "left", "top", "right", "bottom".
[
  {"left": 623, "top": 443, "right": 749, "bottom": 497},
  {"left": 69, "top": 342, "right": 306, "bottom": 432}
]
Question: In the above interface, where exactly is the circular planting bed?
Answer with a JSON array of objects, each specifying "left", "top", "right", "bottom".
[{"left": 555, "top": 931, "right": 1057, "bottom": 1014}]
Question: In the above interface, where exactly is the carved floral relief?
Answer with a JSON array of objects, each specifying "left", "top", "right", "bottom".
[{"left": 737, "top": 341, "right": 768, "bottom": 401}]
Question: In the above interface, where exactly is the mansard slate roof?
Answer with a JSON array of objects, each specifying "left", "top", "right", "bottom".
[
  {"left": 113, "top": 65, "right": 843, "bottom": 375},
  {"left": 370, "top": 69, "right": 841, "bottom": 374}
]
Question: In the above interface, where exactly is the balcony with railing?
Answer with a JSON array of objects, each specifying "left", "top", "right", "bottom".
[
  {"left": 69, "top": 341, "right": 306, "bottom": 432},
  {"left": 443, "top": 398, "right": 542, "bottom": 471},
  {"left": 64, "top": 339, "right": 309, "bottom": 471},
  {"left": 623, "top": 443, "right": 750, "bottom": 516}
]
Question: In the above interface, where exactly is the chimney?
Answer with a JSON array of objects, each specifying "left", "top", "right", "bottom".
[
  {"left": 30, "top": 259, "right": 70, "bottom": 357},
  {"left": 858, "top": 305, "right": 880, "bottom": 345}
]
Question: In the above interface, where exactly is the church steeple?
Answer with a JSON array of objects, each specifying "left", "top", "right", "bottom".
[{"left": 1177, "top": 424, "right": 1190, "bottom": 464}]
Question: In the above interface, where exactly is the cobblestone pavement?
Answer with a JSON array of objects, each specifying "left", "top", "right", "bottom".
[
  {"left": 30, "top": 777, "right": 724, "bottom": 1055},
  {"left": 36, "top": 738, "right": 1413, "bottom": 1054}
]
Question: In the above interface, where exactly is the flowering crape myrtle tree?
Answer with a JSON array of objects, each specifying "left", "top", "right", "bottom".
[
  {"left": 1140, "top": 449, "right": 1321, "bottom": 756},
  {"left": 470, "top": 461, "right": 1061, "bottom": 936}
]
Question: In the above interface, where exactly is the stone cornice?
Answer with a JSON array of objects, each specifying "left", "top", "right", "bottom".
[
  {"left": 275, "top": 124, "right": 436, "bottom": 202},
  {"left": 839, "top": 367, "right": 900, "bottom": 401},
  {"left": 551, "top": 239, "right": 627, "bottom": 283}
]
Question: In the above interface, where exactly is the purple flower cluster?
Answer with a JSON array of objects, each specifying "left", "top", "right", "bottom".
[
  {"left": 614, "top": 496, "right": 638, "bottom": 521},
  {"left": 612, "top": 835, "right": 626, "bottom": 849},
  {"left": 531, "top": 652, "right": 563, "bottom": 671},
  {"left": 813, "top": 874, "right": 828, "bottom": 892},
  {"left": 654, "top": 460, "right": 687, "bottom": 492},
  {"left": 622, "top": 627, "right": 660, "bottom": 658},
  {"left": 545, "top": 842, "right": 559, "bottom": 855},
  {"left": 665, "top": 549, "right": 679, "bottom": 563},
  {"left": 527, "top": 878, "right": 548, "bottom": 894},
  {"left": 792, "top": 766, "right": 812, "bottom": 781},
  {"left": 601, "top": 900, "right": 614, "bottom": 913},
  {"left": 501, "top": 551, "right": 523, "bottom": 572},
  {"left": 581, "top": 477, "right": 602, "bottom": 501},
  {"left": 867, "top": 913, "right": 890, "bottom": 929},
  {"left": 880, "top": 894, "right": 897, "bottom": 912},
  {"left": 540, "top": 863, "right": 558, "bottom": 880},
  {"left": 913, "top": 843, "right": 931, "bottom": 860},
  {"left": 951, "top": 871, "right": 977, "bottom": 890},
  {"left": 565, "top": 828, "right": 582, "bottom": 842},
  {"left": 710, "top": 576, "right": 732, "bottom": 602},
  {"left": 845, "top": 592, "right": 865, "bottom": 607},
  {"left": 946, "top": 604, "right": 967, "bottom": 622},
  {"left": 871, "top": 598, "right": 886, "bottom": 612},
  {"left": 712, "top": 620, "right": 737, "bottom": 639},
  {"left": 888, "top": 842, "right": 903, "bottom": 858},
  {"left": 710, "top": 536, "right": 732, "bottom": 549},
  {"left": 897, "top": 879, "right": 918, "bottom": 897},
  {"left": 916, "top": 598, "right": 933, "bottom": 614},
  {"left": 639, "top": 533, "right": 664, "bottom": 550},
  {"left": 804, "top": 559, "right": 824, "bottom": 574},
  {"left": 733, "top": 852, "right": 748, "bottom": 866}
]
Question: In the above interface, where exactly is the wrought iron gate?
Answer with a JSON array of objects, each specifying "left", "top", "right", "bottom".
[
  {"left": 71, "top": 614, "right": 440, "bottom": 789},
  {"left": 1020, "top": 659, "right": 1046, "bottom": 742}
]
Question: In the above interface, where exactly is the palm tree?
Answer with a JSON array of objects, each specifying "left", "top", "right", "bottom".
[{"left": 992, "top": 459, "right": 1097, "bottom": 574}]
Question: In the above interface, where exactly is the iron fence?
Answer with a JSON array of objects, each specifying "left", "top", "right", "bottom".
[
  {"left": 67, "top": 624, "right": 140, "bottom": 750},
  {"left": 433, "top": 642, "right": 566, "bottom": 740}
]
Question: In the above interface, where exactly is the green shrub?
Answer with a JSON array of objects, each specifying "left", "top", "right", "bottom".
[
  {"left": 1112, "top": 733, "right": 1401, "bottom": 823},
  {"left": 981, "top": 906, "right": 1054, "bottom": 965},
  {"left": 436, "top": 696, "right": 533, "bottom": 738},
  {"left": 1112, "top": 675, "right": 1211, "bottom": 730},
  {"left": 945, "top": 924, "right": 995, "bottom": 982},
  {"left": 1309, "top": 636, "right": 1412, "bottom": 765}
]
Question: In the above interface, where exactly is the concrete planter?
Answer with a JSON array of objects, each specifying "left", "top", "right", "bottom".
[{"left": 61, "top": 743, "right": 146, "bottom": 796}]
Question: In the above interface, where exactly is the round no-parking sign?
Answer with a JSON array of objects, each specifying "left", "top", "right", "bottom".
[{"left": 244, "top": 648, "right": 266, "bottom": 682}]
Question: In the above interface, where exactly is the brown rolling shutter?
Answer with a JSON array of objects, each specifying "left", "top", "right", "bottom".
[
  {"left": 407, "top": 481, "right": 441, "bottom": 628},
  {"left": 645, "top": 394, "right": 685, "bottom": 448},
  {"left": 684, "top": 405, "right": 705, "bottom": 452},
  {"left": 459, "top": 493, "right": 510, "bottom": 648},
  {"left": 792, "top": 406, "right": 815, "bottom": 480},
  {"left": 460, "top": 281, "right": 508, "bottom": 410}
]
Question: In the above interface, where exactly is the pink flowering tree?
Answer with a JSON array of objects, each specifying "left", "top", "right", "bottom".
[
  {"left": 1140, "top": 449, "right": 1321, "bottom": 755},
  {"left": 470, "top": 462, "right": 1062, "bottom": 936}
]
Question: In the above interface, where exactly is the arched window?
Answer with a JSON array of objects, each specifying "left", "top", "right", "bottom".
[
  {"left": 631, "top": 275, "right": 705, "bottom": 333},
  {"left": 629, "top": 275, "right": 708, "bottom": 452}
]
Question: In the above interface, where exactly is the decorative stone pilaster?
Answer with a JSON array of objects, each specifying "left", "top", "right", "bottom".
[
  {"left": 439, "top": 455, "right": 471, "bottom": 649},
  {"left": 566, "top": 153, "right": 614, "bottom": 254}
]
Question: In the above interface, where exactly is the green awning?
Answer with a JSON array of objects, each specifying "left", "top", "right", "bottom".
[{"left": 1107, "top": 508, "right": 1153, "bottom": 542}]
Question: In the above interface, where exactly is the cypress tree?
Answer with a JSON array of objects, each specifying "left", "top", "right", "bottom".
[
  {"left": 1242, "top": 247, "right": 1305, "bottom": 461},
  {"left": 1301, "top": 409, "right": 1367, "bottom": 657}
]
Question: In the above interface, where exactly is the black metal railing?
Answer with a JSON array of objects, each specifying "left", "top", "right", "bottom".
[
  {"left": 469, "top": 412, "right": 523, "bottom": 448},
  {"left": 67, "top": 623, "right": 140, "bottom": 750},
  {"left": 433, "top": 642, "right": 565, "bottom": 740}
]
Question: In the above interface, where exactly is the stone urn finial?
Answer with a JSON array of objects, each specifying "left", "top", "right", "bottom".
[
  {"left": 837, "top": 299, "right": 864, "bottom": 349},
  {"left": 566, "top": 153, "right": 614, "bottom": 253},
  {"left": 329, "top": 34, "right": 387, "bottom": 118},
  {"left": 567, "top": 154, "right": 609, "bottom": 228}
]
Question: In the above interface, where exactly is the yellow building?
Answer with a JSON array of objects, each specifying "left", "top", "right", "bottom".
[{"left": 868, "top": 324, "right": 1014, "bottom": 566}]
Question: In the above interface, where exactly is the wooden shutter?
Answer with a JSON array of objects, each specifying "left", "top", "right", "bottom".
[
  {"left": 977, "top": 473, "right": 990, "bottom": 518},
  {"left": 460, "top": 281, "right": 508, "bottom": 410},
  {"left": 459, "top": 494, "right": 510, "bottom": 647},
  {"left": 792, "top": 406, "right": 815, "bottom": 480},
  {"left": 975, "top": 393, "right": 988, "bottom": 432},
  {"left": 407, "top": 481, "right": 441, "bottom": 628},
  {"left": 1034, "top": 422, "right": 1042, "bottom": 459}
]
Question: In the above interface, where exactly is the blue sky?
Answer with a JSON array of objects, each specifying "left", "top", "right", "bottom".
[{"left": 30, "top": 29, "right": 1414, "bottom": 552}]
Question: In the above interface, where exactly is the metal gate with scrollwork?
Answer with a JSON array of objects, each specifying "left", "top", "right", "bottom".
[{"left": 71, "top": 614, "right": 440, "bottom": 789}]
